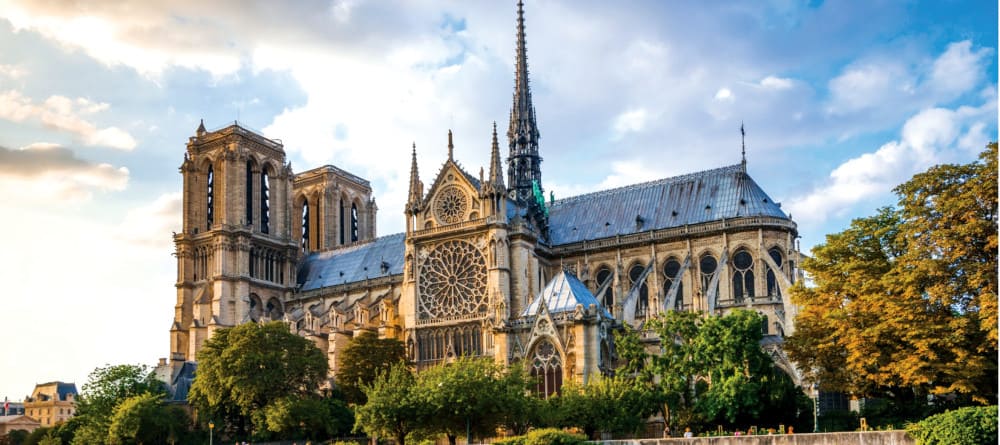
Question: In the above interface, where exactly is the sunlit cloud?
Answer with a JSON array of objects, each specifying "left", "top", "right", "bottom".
[
  {"left": 0, "top": 143, "right": 129, "bottom": 201},
  {"left": 0, "top": 90, "right": 138, "bottom": 150}
]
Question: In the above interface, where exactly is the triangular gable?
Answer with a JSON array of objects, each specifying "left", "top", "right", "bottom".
[
  {"left": 524, "top": 298, "right": 562, "bottom": 358},
  {"left": 421, "top": 158, "right": 482, "bottom": 209}
]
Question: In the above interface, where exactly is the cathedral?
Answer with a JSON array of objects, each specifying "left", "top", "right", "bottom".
[{"left": 164, "top": 1, "right": 802, "bottom": 396}]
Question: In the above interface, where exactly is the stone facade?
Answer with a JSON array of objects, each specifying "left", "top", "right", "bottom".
[
  {"left": 165, "top": 1, "right": 802, "bottom": 393},
  {"left": 23, "top": 382, "right": 76, "bottom": 427}
]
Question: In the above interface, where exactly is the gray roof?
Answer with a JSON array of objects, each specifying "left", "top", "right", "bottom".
[
  {"left": 547, "top": 164, "right": 788, "bottom": 245},
  {"left": 522, "top": 270, "right": 611, "bottom": 317},
  {"left": 168, "top": 362, "right": 196, "bottom": 402},
  {"left": 297, "top": 233, "right": 406, "bottom": 291}
]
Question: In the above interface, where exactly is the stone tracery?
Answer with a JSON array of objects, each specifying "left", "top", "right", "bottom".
[{"left": 418, "top": 239, "right": 488, "bottom": 319}]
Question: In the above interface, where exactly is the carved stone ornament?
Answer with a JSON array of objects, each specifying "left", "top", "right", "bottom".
[
  {"left": 417, "top": 239, "right": 488, "bottom": 319},
  {"left": 434, "top": 185, "right": 468, "bottom": 225}
]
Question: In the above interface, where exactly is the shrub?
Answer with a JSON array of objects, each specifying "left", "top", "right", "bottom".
[
  {"left": 496, "top": 428, "right": 586, "bottom": 445},
  {"left": 906, "top": 405, "right": 998, "bottom": 445}
]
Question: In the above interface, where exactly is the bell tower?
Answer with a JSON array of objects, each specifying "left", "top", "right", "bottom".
[{"left": 171, "top": 121, "right": 297, "bottom": 361}]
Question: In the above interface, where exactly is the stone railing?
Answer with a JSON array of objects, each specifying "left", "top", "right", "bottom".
[{"left": 594, "top": 431, "right": 913, "bottom": 445}]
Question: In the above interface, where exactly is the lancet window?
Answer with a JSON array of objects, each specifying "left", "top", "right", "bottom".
[
  {"left": 260, "top": 171, "right": 270, "bottom": 234},
  {"left": 663, "top": 258, "right": 684, "bottom": 310},
  {"left": 699, "top": 254, "right": 718, "bottom": 299},
  {"left": 206, "top": 165, "right": 214, "bottom": 229},
  {"left": 595, "top": 266, "right": 614, "bottom": 309},
  {"left": 351, "top": 203, "right": 359, "bottom": 242},
  {"left": 530, "top": 338, "right": 562, "bottom": 398},
  {"left": 415, "top": 324, "right": 483, "bottom": 365},
  {"left": 731, "top": 249, "right": 754, "bottom": 303},
  {"left": 245, "top": 161, "right": 253, "bottom": 225},
  {"left": 766, "top": 247, "right": 783, "bottom": 298},
  {"left": 301, "top": 199, "right": 310, "bottom": 251},
  {"left": 628, "top": 263, "right": 649, "bottom": 316}
]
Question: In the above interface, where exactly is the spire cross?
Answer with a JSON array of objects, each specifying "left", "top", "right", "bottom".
[
  {"left": 447, "top": 129, "right": 454, "bottom": 160},
  {"left": 740, "top": 121, "right": 747, "bottom": 166}
]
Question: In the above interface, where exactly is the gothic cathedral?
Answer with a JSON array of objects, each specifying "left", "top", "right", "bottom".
[{"left": 166, "top": 1, "right": 802, "bottom": 395}]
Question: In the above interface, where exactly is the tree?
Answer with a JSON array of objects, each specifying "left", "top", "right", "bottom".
[
  {"left": 334, "top": 331, "right": 407, "bottom": 405},
  {"left": 555, "top": 374, "right": 660, "bottom": 439},
  {"left": 106, "top": 393, "right": 189, "bottom": 445},
  {"left": 187, "top": 321, "right": 329, "bottom": 439},
  {"left": 354, "top": 363, "right": 425, "bottom": 445},
  {"left": 787, "top": 143, "right": 998, "bottom": 408},
  {"left": 70, "top": 364, "right": 165, "bottom": 445},
  {"left": 415, "top": 357, "right": 527, "bottom": 445},
  {"left": 263, "top": 396, "right": 354, "bottom": 440},
  {"left": 647, "top": 310, "right": 803, "bottom": 431}
]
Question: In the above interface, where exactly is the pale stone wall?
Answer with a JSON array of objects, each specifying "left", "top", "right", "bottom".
[{"left": 598, "top": 431, "right": 913, "bottom": 445}]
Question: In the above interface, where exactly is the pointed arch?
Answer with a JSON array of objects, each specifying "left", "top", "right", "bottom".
[
  {"left": 731, "top": 247, "right": 755, "bottom": 303},
  {"left": 260, "top": 163, "right": 273, "bottom": 234},
  {"left": 527, "top": 336, "right": 563, "bottom": 398}
]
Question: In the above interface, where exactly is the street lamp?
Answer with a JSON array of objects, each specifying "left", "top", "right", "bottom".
[
  {"left": 811, "top": 384, "right": 819, "bottom": 433},
  {"left": 208, "top": 421, "right": 214, "bottom": 445}
]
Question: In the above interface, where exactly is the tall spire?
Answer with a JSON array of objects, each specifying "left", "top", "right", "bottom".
[
  {"left": 740, "top": 121, "right": 747, "bottom": 171},
  {"left": 406, "top": 143, "right": 421, "bottom": 213},
  {"left": 507, "top": 0, "right": 542, "bottom": 206},
  {"left": 488, "top": 122, "right": 504, "bottom": 189},
  {"left": 447, "top": 129, "right": 454, "bottom": 161}
]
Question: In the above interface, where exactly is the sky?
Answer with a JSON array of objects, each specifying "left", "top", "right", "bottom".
[{"left": 0, "top": 0, "right": 996, "bottom": 401}]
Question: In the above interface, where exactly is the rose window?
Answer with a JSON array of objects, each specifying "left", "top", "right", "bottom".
[
  {"left": 418, "top": 240, "right": 488, "bottom": 319},
  {"left": 434, "top": 186, "right": 468, "bottom": 225}
]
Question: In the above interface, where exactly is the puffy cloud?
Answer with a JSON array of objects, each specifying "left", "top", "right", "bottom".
[
  {"left": 786, "top": 99, "right": 995, "bottom": 223},
  {"left": 116, "top": 192, "right": 182, "bottom": 249},
  {"left": 0, "top": 143, "right": 129, "bottom": 201},
  {"left": 715, "top": 88, "right": 734, "bottom": 101},
  {"left": 759, "top": 75, "right": 794, "bottom": 90},
  {"left": 0, "top": 64, "right": 27, "bottom": 79},
  {"left": 612, "top": 108, "right": 650, "bottom": 139},
  {"left": 929, "top": 40, "right": 993, "bottom": 97},
  {"left": 0, "top": 90, "right": 138, "bottom": 150}
]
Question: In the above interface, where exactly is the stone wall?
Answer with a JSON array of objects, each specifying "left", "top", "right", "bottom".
[{"left": 598, "top": 431, "right": 913, "bottom": 445}]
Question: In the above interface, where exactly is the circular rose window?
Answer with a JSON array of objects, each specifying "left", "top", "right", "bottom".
[
  {"left": 434, "top": 186, "right": 468, "bottom": 225},
  {"left": 418, "top": 240, "right": 487, "bottom": 319}
]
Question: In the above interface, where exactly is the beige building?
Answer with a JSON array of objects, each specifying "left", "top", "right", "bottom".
[
  {"left": 23, "top": 382, "right": 76, "bottom": 427},
  {"left": 0, "top": 415, "right": 40, "bottom": 436},
  {"left": 162, "top": 0, "right": 802, "bottom": 396}
]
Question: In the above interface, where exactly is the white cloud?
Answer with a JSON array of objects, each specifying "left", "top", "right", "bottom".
[
  {"left": 0, "top": 143, "right": 129, "bottom": 201},
  {"left": 760, "top": 75, "right": 794, "bottom": 90},
  {"left": 786, "top": 100, "right": 994, "bottom": 223},
  {"left": 0, "top": 64, "right": 27, "bottom": 79},
  {"left": 612, "top": 108, "right": 650, "bottom": 139},
  {"left": 827, "top": 62, "right": 912, "bottom": 113},
  {"left": 929, "top": 40, "right": 992, "bottom": 96},
  {"left": 714, "top": 88, "right": 734, "bottom": 101},
  {"left": 117, "top": 192, "right": 182, "bottom": 249},
  {"left": 0, "top": 90, "right": 138, "bottom": 150},
  {"left": 596, "top": 159, "right": 666, "bottom": 190}
]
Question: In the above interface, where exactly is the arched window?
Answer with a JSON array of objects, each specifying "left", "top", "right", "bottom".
[
  {"left": 260, "top": 170, "right": 270, "bottom": 234},
  {"left": 732, "top": 249, "right": 754, "bottom": 303},
  {"left": 663, "top": 258, "right": 684, "bottom": 310},
  {"left": 206, "top": 165, "right": 214, "bottom": 229},
  {"left": 245, "top": 161, "right": 253, "bottom": 225},
  {"left": 766, "top": 247, "right": 783, "bottom": 297},
  {"left": 700, "top": 254, "right": 718, "bottom": 299},
  {"left": 596, "top": 266, "right": 614, "bottom": 309},
  {"left": 628, "top": 263, "right": 648, "bottom": 315},
  {"left": 351, "top": 203, "right": 359, "bottom": 242},
  {"left": 339, "top": 198, "right": 346, "bottom": 245},
  {"left": 530, "top": 338, "right": 562, "bottom": 398},
  {"left": 301, "top": 198, "right": 310, "bottom": 251}
]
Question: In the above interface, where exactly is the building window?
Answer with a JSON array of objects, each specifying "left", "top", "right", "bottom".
[
  {"left": 700, "top": 254, "right": 718, "bottom": 299},
  {"left": 530, "top": 338, "right": 562, "bottom": 398},
  {"left": 731, "top": 249, "right": 754, "bottom": 303},
  {"left": 766, "top": 247, "right": 783, "bottom": 297},
  {"left": 301, "top": 198, "right": 310, "bottom": 251},
  {"left": 245, "top": 161, "right": 253, "bottom": 225},
  {"left": 596, "top": 266, "right": 614, "bottom": 309},
  {"left": 663, "top": 258, "right": 684, "bottom": 310},
  {"left": 339, "top": 199, "right": 346, "bottom": 245},
  {"left": 206, "top": 165, "right": 214, "bottom": 229},
  {"left": 351, "top": 203, "right": 359, "bottom": 242},
  {"left": 260, "top": 171, "right": 270, "bottom": 234},
  {"left": 628, "top": 263, "right": 649, "bottom": 316}
]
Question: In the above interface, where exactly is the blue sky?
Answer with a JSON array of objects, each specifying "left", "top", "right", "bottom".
[{"left": 0, "top": 0, "right": 995, "bottom": 400}]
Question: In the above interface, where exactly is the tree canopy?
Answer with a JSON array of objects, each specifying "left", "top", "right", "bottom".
[
  {"left": 70, "top": 364, "right": 165, "bottom": 445},
  {"left": 334, "top": 331, "right": 407, "bottom": 405},
  {"left": 786, "top": 143, "right": 998, "bottom": 407},
  {"left": 354, "top": 363, "right": 424, "bottom": 445},
  {"left": 187, "top": 321, "right": 330, "bottom": 439}
]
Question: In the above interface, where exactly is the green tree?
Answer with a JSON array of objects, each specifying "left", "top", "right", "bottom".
[
  {"left": 648, "top": 310, "right": 802, "bottom": 431},
  {"left": 555, "top": 374, "right": 660, "bottom": 439},
  {"left": 187, "top": 321, "right": 329, "bottom": 439},
  {"left": 263, "top": 395, "right": 353, "bottom": 440},
  {"left": 354, "top": 363, "right": 425, "bottom": 445},
  {"left": 106, "top": 393, "right": 189, "bottom": 445},
  {"left": 787, "top": 143, "right": 998, "bottom": 408},
  {"left": 3, "top": 429, "right": 29, "bottom": 445},
  {"left": 70, "top": 364, "right": 165, "bottom": 445},
  {"left": 334, "top": 331, "right": 407, "bottom": 405}
]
